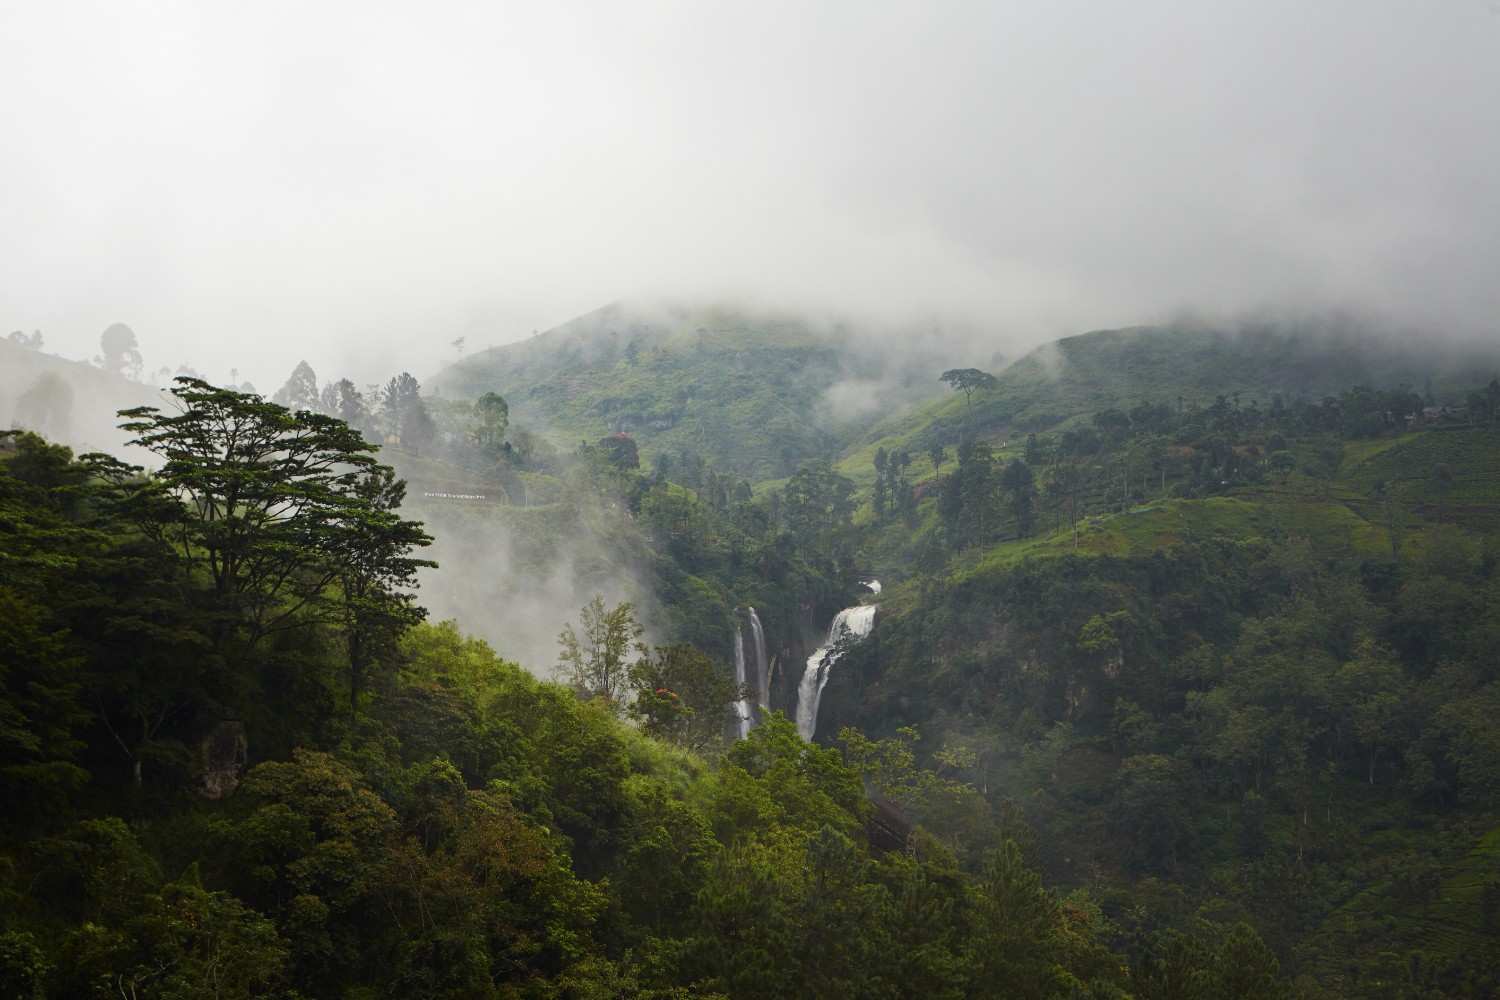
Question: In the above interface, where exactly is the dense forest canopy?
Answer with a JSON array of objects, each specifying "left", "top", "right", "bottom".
[
  {"left": 4, "top": 321, "right": 1500, "bottom": 998},
  {"left": 7, "top": 0, "right": 1500, "bottom": 993}
]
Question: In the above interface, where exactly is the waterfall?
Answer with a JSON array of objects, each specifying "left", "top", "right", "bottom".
[
  {"left": 732, "top": 625, "right": 752, "bottom": 739},
  {"left": 862, "top": 579, "right": 882, "bottom": 595},
  {"left": 747, "top": 607, "right": 769, "bottom": 718},
  {"left": 795, "top": 594, "right": 879, "bottom": 741}
]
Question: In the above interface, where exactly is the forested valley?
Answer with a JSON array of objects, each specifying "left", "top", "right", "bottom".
[{"left": 4, "top": 317, "right": 1500, "bottom": 999}]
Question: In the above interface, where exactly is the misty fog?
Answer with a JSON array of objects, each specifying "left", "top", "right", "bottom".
[{"left": 3, "top": 0, "right": 1497, "bottom": 391}]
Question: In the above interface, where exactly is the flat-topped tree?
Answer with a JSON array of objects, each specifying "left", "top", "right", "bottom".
[
  {"left": 113, "top": 378, "right": 433, "bottom": 661},
  {"left": 940, "top": 368, "right": 997, "bottom": 425}
]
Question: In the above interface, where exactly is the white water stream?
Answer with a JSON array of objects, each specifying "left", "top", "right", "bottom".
[
  {"left": 795, "top": 585, "right": 879, "bottom": 740},
  {"left": 731, "top": 625, "right": 752, "bottom": 739}
]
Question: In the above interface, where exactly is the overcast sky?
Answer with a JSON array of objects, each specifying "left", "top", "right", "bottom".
[{"left": 3, "top": 0, "right": 1497, "bottom": 389}]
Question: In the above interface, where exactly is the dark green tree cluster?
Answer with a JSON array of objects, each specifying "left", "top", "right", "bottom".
[
  {"left": 871, "top": 446, "right": 916, "bottom": 526},
  {"left": 2, "top": 401, "right": 1272, "bottom": 996},
  {"left": 834, "top": 520, "right": 1500, "bottom": 997},
  {"left": 936, "top": 440, "right": 1038, "bottom": 549},
  {"left": 924, "top": 376, "right": 1500, "bottom": 553}
]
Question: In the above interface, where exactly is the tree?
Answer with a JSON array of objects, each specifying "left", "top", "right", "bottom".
[
  {"left": 105, "top": 871, "right": 290, "bottom": 999},
  {"left": 939, "top": 368, "right": 997, "bottom": 413},
  {"left": 558, "top": 596, "right": 645, "bottom": 710},
  {"left": 928, "top": 442, "right": 945, "bottom": 474},
  {"left": 382, "top": 372, "right": 436, "bottom": 452},
  {"left": 1269, "top": 449, "right": 1296, "bottom": 483},
  {"left": 872, "top": 447, "right": 890, "bottom": 520},
  {"left": 781, "top": 461, "right": 855, "bottom": 558},
  {"left": 113, "top": 378, "right": 404, "bottom": 649},
  {"left": 0, "top": 434, "right": 95, "bottom": 813},
  {"left": 1334, "top": 640, "right": 1408, "bottom": 785},
  {"left": 627, "top": 643, "right": 742, "bottom": 750},
  {"left": 472, "top": 391, "right": 509, "bottom": 450},
  {"left": 98, "top": 322, "right": 143, "bottom": 381},
  {"left": 596, "top": 432, "right": 639, "bottom": 470},
  {"left": 1000, "top": 457, "right": 1037, "bottom": 537},
  {"left": 324, "top": 378, "right": 371, "bottom": 438},
  {"left": 329, "top": 465, "right": 435, "bottom": 717},
  {"left": 1113, "top": 753, "right": 1191, "bottom": 871},
  {"left": 272, "top": 360, "right": 321, "bottom": 412},
  {"left": 940, "top": 439, "right": 997, "bottom": 547},
  {"left": 6, "top": 329, "right": 43, "bottom": 349}
]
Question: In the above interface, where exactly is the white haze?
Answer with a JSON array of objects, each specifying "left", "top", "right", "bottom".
[
  {"left": 413, "top": 501, "right": 661, "bottom": 675},
  {"left": 3, "top": 0, "right": 1498, "bottom": 391}
]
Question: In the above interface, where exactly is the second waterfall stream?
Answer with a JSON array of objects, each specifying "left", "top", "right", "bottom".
[{"left": 795, "top": 581, "right": 880, "bottom": 740}]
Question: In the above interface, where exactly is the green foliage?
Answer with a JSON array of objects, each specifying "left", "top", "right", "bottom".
[
  {"left": 627, "top": 643, "right": 741, "bottom": 752},
  {"left": 558, "top": 596, "right": 646, "bottom": 709},
  {"left": 429, "top": 305, "right": 926, "bottom": 480},
  {"left": 9, "top": 324, "right": 1500, "bottom": 998},
  {"left": 115, "top": 378, "right": 410, "bottom": 642},
  {"left": 939, "top": 366, "right": 998, "bottom": 414},
  {"left": 472, "top": 390, "right": 509, "bottom": 450}
]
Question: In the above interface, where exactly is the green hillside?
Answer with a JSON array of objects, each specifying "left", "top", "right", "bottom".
[
  {"left": 6, "top": 318, "right": 1500, "bottom": 998},
  {"left": 429, "top": 302, "right": 947, "bottom": 481},
  {"left": 815, "top": 393, "right": 1500, "bottom": 997},
  {"left": 844, "top": 323, "right": 1500, "bottom": 484}
]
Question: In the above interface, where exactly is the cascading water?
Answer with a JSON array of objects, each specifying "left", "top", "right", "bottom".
[
  {"left": 731, "top": 625, "right": 752, "bottom": 739},
  {"left": 862, "top": 579, "right": 882, "bottom": 595},
  {"left": 796, "top": 589, "right": 879, "bottom": 740},
  {"left": 747, "top": 607, "right": 769, "bottom": 718}
]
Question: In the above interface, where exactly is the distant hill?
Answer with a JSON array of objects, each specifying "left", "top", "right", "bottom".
[
  {"left": 428, "top": 303, "right": 949, "bottom": 482},
  {"left": 0, "top": 339, "right": 163, "bottom": 457},
  {"left": 846, "top": 321, "right": 1500, "bottom": 468}
]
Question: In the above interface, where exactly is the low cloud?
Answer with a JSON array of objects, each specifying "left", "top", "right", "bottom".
[{"left": 2, "top": 1, "right": 1496, "bottom": 388}]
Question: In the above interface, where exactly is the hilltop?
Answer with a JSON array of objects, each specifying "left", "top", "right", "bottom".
[
  {"left": 428, "top": 302, "right": 949, "bottom": 481},
  {"left": 847, "top": 321, "right": 1500, "bottom": 469},
  {"left": 0, "top": 338, "right": 164, "bottom": 457}
]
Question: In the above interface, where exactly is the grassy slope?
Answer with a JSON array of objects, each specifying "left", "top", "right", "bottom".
[
  {"left": 841, "top": 323, "right": 1500, "bottom": 485},
  {"left": 429, "top": 303, "right": 945, "bottom": 482},
  {"left": 1295, "top": 824, "right": 1500, "bottom": 987},
  {"left": 868, "top": 429, "right": 1500, "bottom": 614}
]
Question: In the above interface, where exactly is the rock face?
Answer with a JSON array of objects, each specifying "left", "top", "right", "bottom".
[{"left": 197, "top": 721, "right": 247, "bottom": 799}]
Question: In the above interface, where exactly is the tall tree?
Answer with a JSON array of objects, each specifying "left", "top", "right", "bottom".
[
  {"left": 939, "top": 368, "right": 997, "bottom": 413},
  {"left": 98, "top": 323, "right": 143, "bottom": 381},
  {"left": 472, "top": 391, "right": 509, "bottom": 450},
  {"left": 781, "top": 461, "right": 856, "bottom": 558},
  {"left": 329, "top": 466, "right": 434, "bottom": 717},
  {"left": 627, "top": 643, "right": 741, "bottom": 751},
  {"left": 272, "top": 360, "right": 321, "bottom": 412},
  {"left": 382, "top": 372, "right": 436, "bottom": 451},
  {"left": 114, "top": 378, "right": 401, "bottom": 648},
  {"left": 557, "top": 596, "right": 645, "bottom": 711},
  {"left": 325, "top": 378, "right": 372, "bottom": 439},
  {"left": 1000, "top": 458, "right": 1037, "bottom": 537}
]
